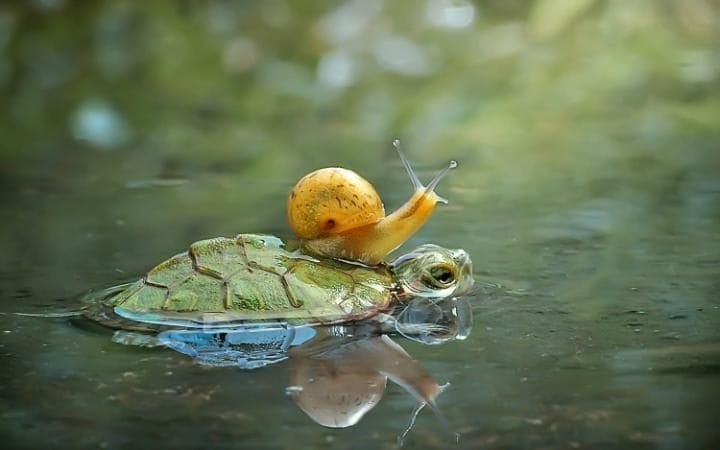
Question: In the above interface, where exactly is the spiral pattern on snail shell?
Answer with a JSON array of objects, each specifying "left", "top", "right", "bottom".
[{"left": 287, "top": 168, "right": 385, "bottom": 240}]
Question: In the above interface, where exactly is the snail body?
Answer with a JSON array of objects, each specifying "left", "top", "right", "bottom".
[{"left": 287, "top": 140, "right": 456, "bottom": 265}]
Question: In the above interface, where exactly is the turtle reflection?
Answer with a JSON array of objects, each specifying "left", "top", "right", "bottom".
[{"left": 156, "top": 296, "right": 472, "bottom": 434}]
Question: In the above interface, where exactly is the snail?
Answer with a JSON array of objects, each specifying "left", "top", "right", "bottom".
[{"left": 287, "top": 139, "right": 457, "bottom": 265}]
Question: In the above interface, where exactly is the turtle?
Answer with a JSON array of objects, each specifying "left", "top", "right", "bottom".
[{"left": 83, "top": 233, "right": 474, "bottom": 334}]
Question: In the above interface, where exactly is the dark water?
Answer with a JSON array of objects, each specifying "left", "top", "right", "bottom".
[{"left": 1, "top": 1, "right": 719, "bottom": 449}]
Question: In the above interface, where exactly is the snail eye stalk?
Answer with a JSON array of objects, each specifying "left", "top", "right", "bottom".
[{"left": 393, "top": 139, "right": 456, "bottom": 204}]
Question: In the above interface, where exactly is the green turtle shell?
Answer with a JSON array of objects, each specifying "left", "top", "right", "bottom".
[{"left": 91, "top": 234, "right": 395, "bottom": 329}]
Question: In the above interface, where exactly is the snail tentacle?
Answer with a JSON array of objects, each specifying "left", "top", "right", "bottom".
[
  {"left": 426, "top": 160, "right": 457, "bottom": 193},
  {"left": 393, "top": 139, "right": 423, "bottom": 191},
  {"left": 424, "top": 159, "right": 457, "bottom": 204},
  {"left": 394, "top": 139, "right": 456, "bottom": 204}
]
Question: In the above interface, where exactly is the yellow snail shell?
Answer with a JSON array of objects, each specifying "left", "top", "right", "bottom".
[
  {"left": 287, "top": 140, "right": 457, "bottom": 265},
  {"left": 288, "top": 168, "right": 385, "bottom": 240}
]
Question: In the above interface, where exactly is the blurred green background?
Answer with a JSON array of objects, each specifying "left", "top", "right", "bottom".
[
  {"left": 1, "top": 1, "right": 719, "bottom": 449},
  {"left": 1, "top": 0, "right": 718, "bottom": 309}
]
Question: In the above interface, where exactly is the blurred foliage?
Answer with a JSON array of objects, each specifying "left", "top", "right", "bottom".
[
  {"left": 0, "top": 0, "right": 718, "bottom": 311},
  {"left": 1, "top": 0, "right": 717, "bottom": 176}
]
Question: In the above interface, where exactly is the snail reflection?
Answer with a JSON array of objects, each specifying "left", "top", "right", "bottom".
[{"left": 153, "top": 296, "right": 472, "bottom": 439}]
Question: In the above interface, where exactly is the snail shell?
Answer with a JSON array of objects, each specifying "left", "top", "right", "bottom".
[
  {"left": 288, "top": 168, "right": 384, "bottom": 240},
  {"left": 287, "top": 140, "right": 457, "bottom": 265}
]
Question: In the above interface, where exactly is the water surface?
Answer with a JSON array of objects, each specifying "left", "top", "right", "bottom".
[{"left": 1, "top": 1, "right": 719, "bottom": 449}]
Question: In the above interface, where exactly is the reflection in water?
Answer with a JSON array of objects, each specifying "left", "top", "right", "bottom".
[
  {"left": 287, "top": 332, "right": 456, "bottom": 444},
  {"left": 157, "top": 324, "right": 317, "bottom": 369},
  {"left": 395, "top": 296, "right": 473, "bottom": 344},
  {"left": 288, "top": 335, "right": 394, "bottom": 428},
  {"left": 146, "top": 297, "right": 471, "bottom": 440}
]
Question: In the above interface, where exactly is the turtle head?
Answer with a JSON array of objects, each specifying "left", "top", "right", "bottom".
[{"left": 390, "top": 244, "right": 473, "bottom": 299}]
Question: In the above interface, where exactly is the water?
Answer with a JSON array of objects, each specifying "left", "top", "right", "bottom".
[{"left": 1, "top": 1, "right": 719, "bottom": 449}]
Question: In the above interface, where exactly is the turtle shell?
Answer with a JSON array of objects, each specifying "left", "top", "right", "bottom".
[{"left": 87, "top": 234, "right": 394, "bottom": 330}]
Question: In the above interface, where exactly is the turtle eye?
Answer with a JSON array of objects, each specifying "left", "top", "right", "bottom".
[{"left": 425, "top": 265, "right": 456, "bottom": 288}]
